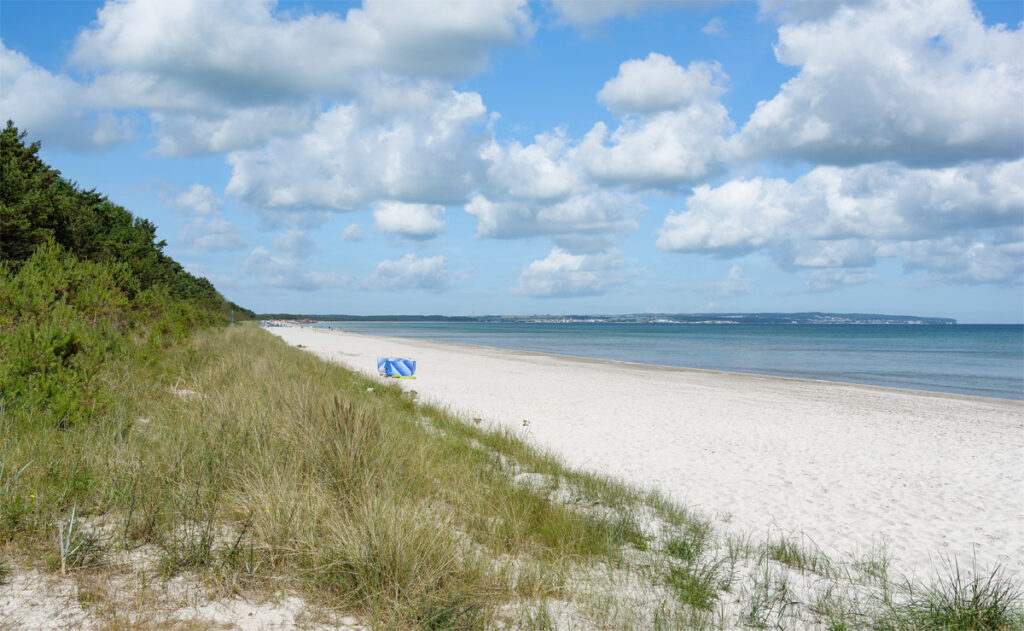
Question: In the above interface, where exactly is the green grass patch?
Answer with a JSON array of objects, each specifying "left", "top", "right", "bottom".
[{"left": 881, "top": 561, "right": 1024, "bottom": 631}]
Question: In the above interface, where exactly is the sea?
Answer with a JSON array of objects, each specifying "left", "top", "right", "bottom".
[{"left": 313, "top": 322, "right": 1024, "bottom": 401}]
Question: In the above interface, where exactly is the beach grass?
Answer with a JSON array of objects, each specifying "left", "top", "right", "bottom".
[
  {"left": 1, "top": 323, "right": 1021, "bottom": 629},
  {"left": 877, "top": 560, "right": 1024, "bottom": 631}
]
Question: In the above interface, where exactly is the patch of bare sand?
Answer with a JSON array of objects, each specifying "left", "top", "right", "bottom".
[{"left": 0, "top": 565, "right": 367, "bottom": 630}]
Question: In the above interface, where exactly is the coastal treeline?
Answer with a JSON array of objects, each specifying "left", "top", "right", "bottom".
[{"left": 0, "top": 121, "right": 250, "bottom": 429}]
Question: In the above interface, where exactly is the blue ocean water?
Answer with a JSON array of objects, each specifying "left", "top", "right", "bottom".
[{"left": 314, "top": 322, "right": 1024, "bottom": 400}]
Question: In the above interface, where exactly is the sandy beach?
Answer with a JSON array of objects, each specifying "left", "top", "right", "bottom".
[{"left": 267, "top": 324, "right": 1024, "bottom": 581}]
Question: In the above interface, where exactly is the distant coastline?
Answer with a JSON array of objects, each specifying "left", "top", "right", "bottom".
[{"left": 257, "top": 311, "right": 959, "bottom": 325}]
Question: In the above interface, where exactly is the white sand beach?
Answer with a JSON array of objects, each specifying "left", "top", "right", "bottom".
[{"left": 266, "top": 324, "right": 1024, "bottom": 581}]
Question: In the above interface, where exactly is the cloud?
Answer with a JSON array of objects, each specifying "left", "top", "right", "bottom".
[
  {"left": 899, "top": 233, "right": 1024, "bottom": 285},
  {"left": 656, "top": 159, "right": 1024, "bottom": 283},
  {"left": 550, "top": 0, "right": 713, "bottom": 27},
  {"left": 373, "top": 202, "right": 446, "bottom": 240},
  {"left": 357, "top": 0, "right": 535, "bottom": 78},
  {"left": 480, "top": 132, "right": 580, "bottom": 200},
  {"left": 179, "top": 216, "right": 246, "bottom": 251},
  {"left": 477, "top": 52, "right": 732, "bottom": 205},
  {"left": 365, "top": 253, "right": 449, "bottom": 290},
  {"left": 14, "top": 0, "right": 528, "bottom": 154},
  {"left": 757, "top": 0, "right": 853, "bottom": 22},
  {"left": 738, "top": 0, "right": 1024, "bottom": 166},
  {"left": 465, "top": 191, "right": 640, "bottom": 252},
  {"left": 581, "top": 55, "right": 732, "bottom": 188},
  {"left": 71, "top": 0, "right": 533, "bottom": 99},
  {"left": 701, "top": 17, "right": 725, "bottom": 36},
  {"left": 511, "top": 247, "right": 626, "bottom": 297},
  {"left": 465, "top": 53, "right": 731, "bottom": 254},
  {"left": 598, "top": 55, "right": 726, "bottom": 114},
  {"left": 787, "top": 239, "right": 880, "bottom": 270},
  {"left": 656, "top": 160, "right": 1024, "bottom": 256},
  {"left": 0, "top": 43, "right": 135, "bottom": 149},
  {"left": 172, "top": 184, "right": 245, "bottom": 250},
  {"left": 806, "top": 267, "right": 876, "bottom": 292},
  {"left": 467, "top": 54, "right": 732, "bottom": 251},
  {"left": 271, "top": 229, "right": 315, "bottom": 258},
  {"left": 172, "top": 184, "right": 222, "bottom": 215},
  {"left": 226, "top": 82, "right": 487, "bottom": 210},
  {"left": 473, "top": 129, "right": 645, "bottom": 252},
  {"left": 578, "top": 108, "right": 732, "bottom": 188},
  {"left": 149, "top": 104, "right": 317, "bottom": 156},
  {"left": 341, "top": 223, "right": 364, "bottom": 241},
  {"left": 242, "top": 245, "right": 346, "bottom": 290},
  {"left": 701, "top": 265, "right": 751, "bottom": 297}
]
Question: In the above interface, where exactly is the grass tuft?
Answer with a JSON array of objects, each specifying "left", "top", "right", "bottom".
[
  {"left": 883, "top": 560, "right": 1024, "bottom": 631},
  {"left": 665, "top": 520, "right": 712, "bottom": 564},
  {"left": 667, "top": 560, "right": 723, "bottom": 612}
]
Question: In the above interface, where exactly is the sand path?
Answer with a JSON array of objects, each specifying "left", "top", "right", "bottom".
[{"left": 267, "top": 324, "right": 1023, "bottom": 581}]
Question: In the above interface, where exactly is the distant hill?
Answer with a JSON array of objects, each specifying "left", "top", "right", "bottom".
[{"left": 258, "top": 312, "right": 957, "bottom": 325}]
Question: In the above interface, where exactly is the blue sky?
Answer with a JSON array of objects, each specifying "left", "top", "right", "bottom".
[{"left": 2, "top": 0, "right": 1022, "bottom": 322}]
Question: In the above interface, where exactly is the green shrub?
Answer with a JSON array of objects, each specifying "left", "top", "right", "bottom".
[{"left": 0, "top": 241, "right": 132, "bottom": 429}]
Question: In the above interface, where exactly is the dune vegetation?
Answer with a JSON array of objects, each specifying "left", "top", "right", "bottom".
[{"left": 1, "top": 123, "right": 1021, "bottom": 629}]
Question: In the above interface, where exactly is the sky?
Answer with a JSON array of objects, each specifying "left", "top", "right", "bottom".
[{"left": 1, "top": 0, "right": 1022, "bottom": 322}]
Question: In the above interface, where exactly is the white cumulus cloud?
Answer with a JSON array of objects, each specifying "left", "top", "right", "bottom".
[
  {"left": 582, "top": 54, "right": 733, "bottom": 188},
  {"left": 578, "top": 104, "right": 732, "bottom": 188},
  {"left": 656, "top": 159, "right": 1024, "bottom": 284},
  {"left": 657, "top": 160, "right": 1024, "bottom": 255},
  {"left": 226, "top": 83, "right": 487, "bottom": 210},
  {"left": 71, "top": 0, "right": 533, "bottom": 98},
  {"left": 14, "top": 0, "right": 530, "bottom": 154},
  {"left": 480, "top": 132, "right": 580, "bottom": 201},
  {"left": 373, "top": 202, "right": 446, "bottom": 240},
  {"left": 738, "top": 0, "right": 1024, "bottom": 166},
  {"left": 701, "top": 17, "right": 725, "bottom": 36},
  {"left": 172, "top": 184, "right": 222, "bottom": 216},
  {"left": 478, "top": 52, "right": 732, "bottom": 203},
  {"left": 598, "top": 55, "right": 726, "bottom": 114},
  {"left": 465, "top": 191, "right": 640, "bottom": 252},
  {"left": 899, "top": 234, "right": 1024, "bottom": 285},
  {"left": 365, "top": 253, "right": 449, "bottom": 290},
  {"left": 149, "top": 104, "right": 317, "bottom": 157},
  {"left": 512, "top": 247, "right": 626, "bottom": 297},
  {"left": 0, "top": 43, "right": 135, "bottom": 149}
]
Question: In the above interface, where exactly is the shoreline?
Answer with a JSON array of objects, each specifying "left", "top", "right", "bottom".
[
  {"left": 268, "top": 324, "right": 1024, "bottom": 581},
  {"left": 304, "top": 321, "right": 1024, "bottom": 402},
  {"left": 307, "top": 324, "right": 1023, "bottom": 405}
]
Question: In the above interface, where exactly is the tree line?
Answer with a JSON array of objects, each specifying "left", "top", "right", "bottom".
[{"left": 1, "top": 121, "right": 251, "bottom": 429}]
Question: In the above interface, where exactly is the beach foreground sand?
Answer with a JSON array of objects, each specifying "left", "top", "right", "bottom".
[{"left": 267, "top": 324, "right": 1023, "bottom": 581}]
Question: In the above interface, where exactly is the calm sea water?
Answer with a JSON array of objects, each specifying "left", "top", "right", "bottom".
[{"left": 314, "top": 322, "right": 1024, "bottom": 400}]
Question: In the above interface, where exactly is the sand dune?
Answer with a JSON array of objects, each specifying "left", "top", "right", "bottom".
[{"left": 267, "top": 324, "right": 1024, "bottom": 581}]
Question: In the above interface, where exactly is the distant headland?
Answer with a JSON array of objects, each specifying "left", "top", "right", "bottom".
[{"left": 258, "top": 312, "right": 957, "bottom": 325}]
